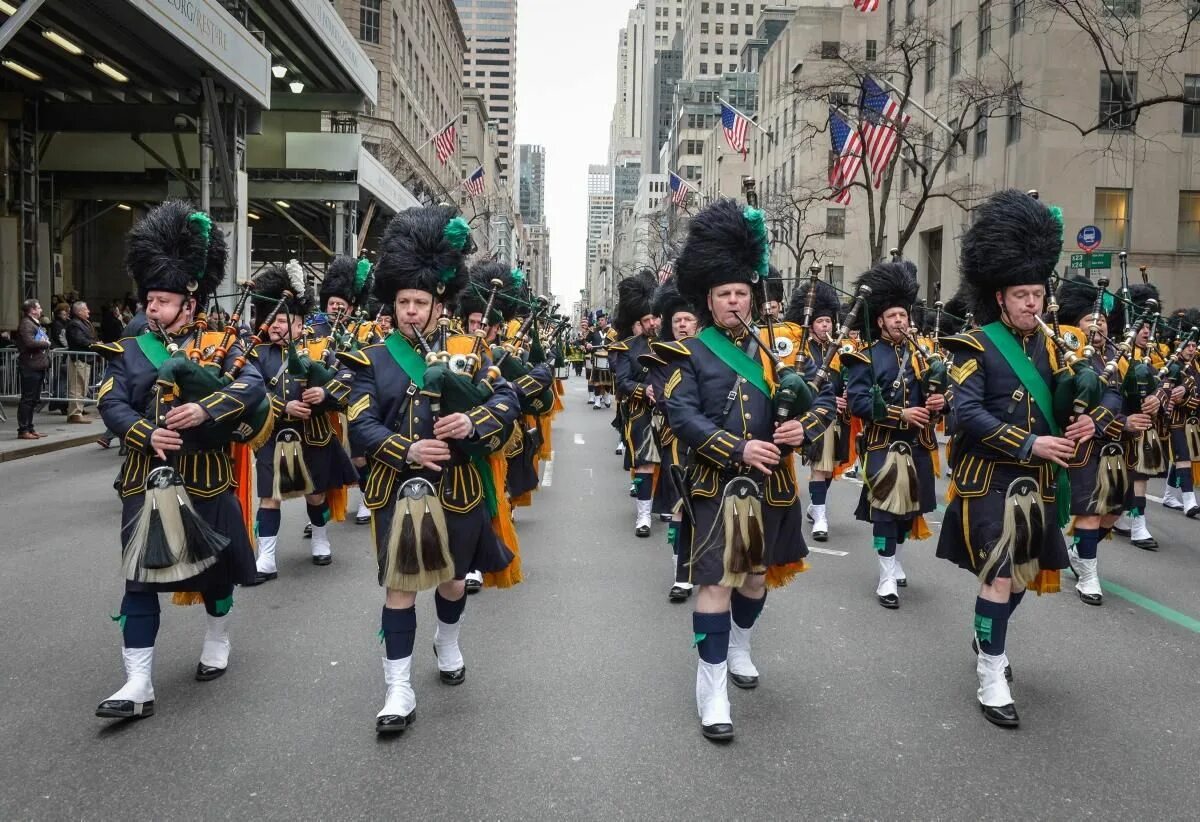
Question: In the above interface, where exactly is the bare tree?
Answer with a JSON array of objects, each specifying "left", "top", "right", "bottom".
[{"left": 760, "top": 184, "right": 830, "bottom": 279}]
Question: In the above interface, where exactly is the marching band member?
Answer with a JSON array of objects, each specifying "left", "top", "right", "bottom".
[
  {"left": 937, "top": 190, "right": 1085, "bottom": 728},
  {"left": 246, "top": 263, "right": 358, "bottom": 582},
  {"left": 786, "top": 278, "right": 846, "bottom": 543},
  {"left": 610, "top": 270, "right": 662, "bottom": 537},
  {"left": 584, "top": 312, "right": 617, "bottom": 410},
  {"left": 344, "top": 205, "right": 520, "bottom": 734},
  {"left": 842, "top": 262, "right": 940, "bottom": 609},
  {"left": 1157, "top": 308, "right": 1200, "bottom": 517},
  {"left": 662, "top": 199, "right": 834, "bottom": 741},
  {"left": 95, "top": 201, "right": 267, "bottom": 719}
]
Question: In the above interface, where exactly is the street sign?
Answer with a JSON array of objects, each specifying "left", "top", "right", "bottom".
[
  {"left": 1077, "top": 225, "right": 1102, "bottom": 252},
  {"left": 1069, "top": 252, "right": 1113, "bottom": 270}
]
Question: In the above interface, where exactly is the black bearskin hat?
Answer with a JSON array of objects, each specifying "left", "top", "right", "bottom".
[
  {"left": 960, "top": 189, "right": 1063, "bottom": 325},
  {"left": 850, "top": 261, "right": 920, "bottom": 333},
  {"left": 940, "top": 291, "right": 972, "bottom": 335},
  {"left": 458, "top": 261, "right": 512, "bottom": 325},
  {"left": 372, "top": 205, "right": 471, "bottom": 304},
  {"left": 763, "top": 267, "right": 785, "bottom": 303},
  {"left": 125, "top": 200, "right": 227, "bottom": 302},
  {"left": 615, "top": 270, "right": 658, "bottom": 337},
  {"left": 652, "top": 277, "right": 698, "bottom": 341},
  {"left": 320, "top": 255, "right": 371, "bottom": 311},
  {"left": 1174, "top": 308, "right": 1200, "bottom": 343},
  {"left": 498, "top": 267, "right": 532, "bottom": 321},
  {"left": 251, "top": 259, "right": 313, "bottom": 319},
  {"left": 1110, "top": 282, "right": 1159, "bottom": 338},
  {"left": 784, "top": 278, "right": 840, "bottom": 324},
  {"left": 1054, "top": 275, "right": 1106, "bottom": 328},
  {"left": 910, "top": 299, "right": 930, "bottom": 333},
  {"left": 675, "top": 198, "right": 770, "bottom": 314}
]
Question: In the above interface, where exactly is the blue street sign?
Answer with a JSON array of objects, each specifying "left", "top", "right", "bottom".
[{"left": 1077, "top": 225, "right": 1102, "bottom": 252}]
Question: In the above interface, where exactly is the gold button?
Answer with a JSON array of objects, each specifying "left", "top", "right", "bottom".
[{"left": 742, "top": 395, "right": 749, "bottom": 401}]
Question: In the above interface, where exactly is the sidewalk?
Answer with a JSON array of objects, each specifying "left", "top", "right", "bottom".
[{"left": 0, "top": 403, "right": 107, "bottom": 463}]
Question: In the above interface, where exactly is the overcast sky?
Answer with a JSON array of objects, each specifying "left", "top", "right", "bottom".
[{"left": 515, "top": 0, "right": 631, "bottom": 310}]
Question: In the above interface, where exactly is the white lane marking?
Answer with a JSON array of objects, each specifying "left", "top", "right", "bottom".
[
  {"left": 1147, "top": 494, "right": 1162, "bottom": 503},
  {"left": 809, "top": 547, "right": 849, "bottom": 557},
  {"left": 542, "top": 451, "right": 555, "bottom": 486},
  {"left": 573, "top": 433, "right": 585, "bottom": 445}
]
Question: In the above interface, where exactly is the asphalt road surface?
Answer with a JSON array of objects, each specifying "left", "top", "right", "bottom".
[{"left": 2, "top": 377, "right": 1199, "bottom": 820}]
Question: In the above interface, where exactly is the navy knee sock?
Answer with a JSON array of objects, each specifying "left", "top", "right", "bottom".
[
  {"left": 1180, "top": 469, "right": 1195, "bottom": 493},
  {"left": 434, "top": 590, "right": 467, "bottom": 625},
  {"left": 872, "top": 521, "right": 897, "bottom": 556},
  {"left": 203, "top": 585, "right": 234, "bottom": 618},
  {"left": 119, "top": 592, "right": 161, "bottom": 648},
  {"left": 1008, "top": 589, "right": 1026, "bottom": 618},
  {"left": 809, "top": 481, "right": 828, "bottom": 506},
  {"left": 1167, "top": 464, "right": 1178, "bottom": 487},
  {"left": 730, "top": 589, "right": 767, "bottom": 630},
  {"left": 1132, "top": 495, "right": 1147, "bottom": 517},
  {"left": 1075, "top": 527, "right": 1100, "bottom": 561},
  {"left": 306, "top": 502, "right": 330, "bottom": 527},
  {"left": 256, "top": 507, "right": 281, "bottom": 538},
  {"left": 974, "top": 597, "right": 1010, "bottom": 656},
  {"left": 357, "top": 465, "right": 370, "bottom": 488},
  {"left": 635, "top": 475, "right": 653, "bottom": 500},
  {"left": 381, "top": 606, "right": 417, "bottom": 660},
  {"left": 693, "top": 611, "right": 731, "bottom": 664}
]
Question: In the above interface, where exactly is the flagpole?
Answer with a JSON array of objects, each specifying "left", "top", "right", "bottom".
[
  {"left": 717, "top": 96, "right": 772, "bottom": 140},
  {"left": 415, "top": 112, "right": 464, "bottom": 153},
  {"left": 869, "top": 75, "right": 956, "bottom": 137}
]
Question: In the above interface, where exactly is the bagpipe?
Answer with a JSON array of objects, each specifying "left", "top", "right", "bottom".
[
  {"left": 485, "top": 294, "right": 565, "bottom": 414},
  {"left": 1035, "top": 275, "right": 1104, "bottom": 427}
]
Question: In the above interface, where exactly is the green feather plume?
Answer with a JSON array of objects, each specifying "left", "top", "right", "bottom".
[
  {"left": 355, "top": 257, "right": 371, "bottom": 296},
  {"left": 1047, "top": 204, "right": 1064, "bottom": 242},
  {"left": 511, "top": 268, "right": 525, "bottom": 289},
  {"left": 443, "top": 216, "right": 471, "bottom": 251},
  {"left": 742, "top": 205, "right": 770, "bottom": 276},
  {"left": 187, "top": 211, "right": 213, "bottom": 280}
]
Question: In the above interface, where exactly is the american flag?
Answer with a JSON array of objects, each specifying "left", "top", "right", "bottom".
[
  {"left": 860, "top": 76, "right": 911, "bottom": 188},
  {"left": 852, "top": 0, "right": 880, "bottom": 12},
  {"left": 828, "top": 106, "right": 864, "bottom": 204},
  {"left": 720, "top": 102, "right": 751, "bottom": 156},
  {"left": 462, "top": 165, "right": 486, "bottom": 197},
  {"left": 657, "top": 260, "right": 676, "bottom": 283},
  {"left": 668, "top": 171, "right": 693, "bottom": 207},
  {"left": 434, "top": 122, "right": 457, "bottom": 165}
]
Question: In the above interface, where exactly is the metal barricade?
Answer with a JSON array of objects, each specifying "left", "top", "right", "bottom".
[{"left": 0, "top": 348, "right": 106, "bottom": 406}]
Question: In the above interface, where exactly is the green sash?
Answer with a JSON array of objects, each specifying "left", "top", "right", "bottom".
[
  {"left": 980, "top": 322, "right": 1070, "bottom": 526},
  {"left": 136, "top": 332, "right": 171, "bottom": 368},
  {"left": 385, "top": 332, "right": 425, "bottom": 389},
  {"left": 696, "top": 326, "right": 771, "bottom": 399}
]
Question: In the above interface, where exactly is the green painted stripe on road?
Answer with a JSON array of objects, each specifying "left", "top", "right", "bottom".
[{"left": 1100, "top": 579, "right": 1200, "bottom": 635}]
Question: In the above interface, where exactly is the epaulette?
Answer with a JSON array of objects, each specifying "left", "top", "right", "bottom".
[
  {"left": 941, "top": 331, "right": 985, "bottom": 352},
  {"left": 841, "top": 347, "right": 871, "bottom": 365},
  {"left": 650, "top": 339, "right": 691, "bottom": 359},
  {"left": 607, "top": 339, "right": 630, "bottom": 352},
  {"left": 638, "top": 351, "right": 667, "bottom": 368},
  {"left": 91, "top": 340, "right": 124, "bottom": 358},
  {"left": 339, "top": 347, "right": 371, "bottom": 368}
]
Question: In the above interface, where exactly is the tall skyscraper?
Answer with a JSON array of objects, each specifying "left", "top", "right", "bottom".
[
  {"left": 455, "top": 0, "right": 518, "bottom": 182},
  {"left": 640, "top": 0, "right": 687, "bottom": 173},
  {"left": 517, "top": 144, "right": 546, "bottom": 224},
  {"left": 680, "top": 1, "right": 773, "bottom": 81}
]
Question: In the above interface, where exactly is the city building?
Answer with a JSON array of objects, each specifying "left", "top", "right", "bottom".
[
  {"left": 640, "top": 0, "right": 687, "bottom": 173},
  {"left": 680, "top": 1, "right": 776, "bottom": 82},
  {"left": 668, "top": 73, "right": 758, "bottom": 201},
  {"left": 520, "top": 221, "right": 553, "bottom": 296},
  {"left": 517, "top": 144, "right": 546, "bottom": 224},
  {"left": 456, "top": 0, "right": 518, "bottom": 182},
  {"left": 586, "top": 164, "right": 615, "bottom": 311}
]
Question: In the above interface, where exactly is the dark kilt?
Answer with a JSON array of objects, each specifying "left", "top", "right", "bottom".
[
  {"left": 1068, "top": 440, "right": 1127, "bottom": 515},
  {"left": 853, "top": 441, "right": 937, "bottom": 523},
  {"left": 622, "top": 402, "right": 657, "bottom": 471},
  {"left": 255, "top": 424, "right": 358, "bottom": 498},
  {"left": 507, "top": 425, "right": 540, "bottom": 498},
  {"left": 802, "top": 416, "right": 851, "bottom": 467},
  {"left": 121, "top": 490, "right": 257, "bottom": 592},
  {"left": 936, "top": 463, "right": 1069, "bottom": 581},
  {"left": 652, "top": 427, "right": 683, "bottom": 517},
  {"left": 370, "top": 498, "right": 514, "bottom": 585},
  {"left": 678, "top": 468, "right": 808, "bottom": 586}
]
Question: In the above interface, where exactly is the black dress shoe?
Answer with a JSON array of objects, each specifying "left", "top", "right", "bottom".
[
  {"left": 877, "top": 593, "right": 899, "bottom": 609},
  {"left": 1112, "top": 524, "right": 1131, "bottom": 537},
  {"left": 244, "top": 571, "right": 277, "bottom": 586},
  {"left": 1133, "top": 538, "right": 1158, "bottom": 551},
  {"left": 195, "top": 662, "right": 226, "bottom": 681},
  {"left": 813, "top": 529, "right": 828, "bottom": 542},
  {"left": 312, "top": 555, "right": 332, "bottom": 566},
  {"left": 730, "top": 672, "right": 758, "bottom": 690},
  {"left": 303, "top": 523, "right": 312, "bottom": 539},
  {"left": 980, "top": 702, "right": 1020, "bottom": 727},
  {"left": 635, "top": 524, "right": 651, "bottom": 538},
  {"left": 96, "top": 699, "right": 155, "bottom": 719},
  {"left": 464, "top": 578, "right": 483, "bottom": 594},
  {"left": 668, "top": 585, "right": 692, "bottom": 602},
  {"left": 356, "top": 514, "right": 371, "bottom": 524},
  {"left": 375, "top": 709, "right": 414, "bottom": 734},
  {"left": 1187, "top": 506, "right": 1200, "bottom": 519},
  {"left": 433, "top": 645, "right": 466, "bottom": 685},
  {"left": 701, "top": 721, "right": 734, "bottom": 741},
  {"left": 659, "top": 513, "right": 674, "bottom": 522},
  {"left": 1078, "top": 590, "right": 1103, "bottom": 606}
]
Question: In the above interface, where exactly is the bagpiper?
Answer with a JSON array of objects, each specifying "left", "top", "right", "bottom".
[
  {"left": 1161, "top": 308, "right": 1200, "bottom": 517},
  {"left": 661, "top": 199, "right": 834, "bottom": 741},
  {"left": 344, "top": 205, "right": 521, "bottom": 734},
  {"left": 610, "top": 270, "right": 662, "bottom": 537},
  {"left": 584, "top": 311, "right": 617, "bottom": 410},
  {"left": 937, "top": 189, "right": 1090, "bottom": 728},
  {"left": 94, "top": 201, "right": 268, "bottom": 720},
  {"left": 245, "top": 262, "right": 359, "bottom": 583}
]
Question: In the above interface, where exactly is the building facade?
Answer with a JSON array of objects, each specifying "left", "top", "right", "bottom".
[
  {"left": 455, "top": 0, "right": 518, "bottom": 183},
  {"left": 517, "top": 144, "right": 546, "bottom": 224}
]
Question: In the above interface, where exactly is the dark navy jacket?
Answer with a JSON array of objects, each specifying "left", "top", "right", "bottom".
[{"left": 249, "top": 339, "right": 353, "bottom": 448}]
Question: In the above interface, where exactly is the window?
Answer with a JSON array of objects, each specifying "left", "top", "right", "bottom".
[
  {"left": 886, "top": 0, "right": 896, "bottom": 42},
  {"left": 715, "top": 22, "right": 724, "bottom": 34},
  {"left": 1095, "top": 188, "right": 1132, "bottom": 248},
  {"left": 1102, "top": 0, "right": 1139, "bottom": 15},
  {"left": 821, "top": 41, "right": 840, "bottom": 59},
  {"left": 978, "top": 1, "right": 991, "bottom": 56},
  {"left": 866, "top": 39, "right": 878, "bottom": 62},
  {"left": 701, "top": 2, "right": 710, "bottom": 11},
  {"left": 906, "top": 0, "right": 916, "bottom": 23},
  {"left": 746, "top": 3, "right": 754, "bottom": 14},
  {"left": 700, "top": 62, "right": 709, "bottom": 74},
  {"left": 359, "top": 0, "right": 381, "bottom": 43},
  {"left": 715, "top": 42, "right": 724, "bottom": 54},
  {"left": 700, "top": 21, "right": 709, "bottom": 34},
  {"left": 950, "top": 23, "right": 962, "bottom": 76},
  {"left": 717, "top": 2, "right": 725, "bottom": 11},
  {"left": 1184, "top": 75, "right": 1200, "bottom": 135},
  {"left": 1011, "top": 0, "right": 1024, "bottom": 33},
  {"left": 826, "top": 208, "right": 846, "bottom": 237},
  {"left": 1100, "top": 71, "right": 1137, "bottom": 130},
  {"left": 828, "top": 265, "right": 845, "bottom": 290},
  {"left": 1180, "top": 192, "right": 1200, "bottom": 251},
  {"left": 1006, "top": 84, "right": 1022, "bottom": 144},
  {"left": 975, "top": 105, "right": 989, "bottom": 157},
  {"left": 924, "top": 44, "right": 936, "bottom": 91},
  {"left": 701, "top": 42, "right": 709, "bottom": 54},
  {"left": 829, "top": 91, "right": 851, "bottom": 108},
  {"left": 731, "top": 23, "right": 739, "bottom": 35},
  {"left": 730, "top": 63, "right": 739, "bottom": 72}
]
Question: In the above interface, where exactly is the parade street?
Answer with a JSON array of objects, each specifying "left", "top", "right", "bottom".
[{"left": 2, "top": 378, "right": 1199, "bottom": 821}]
